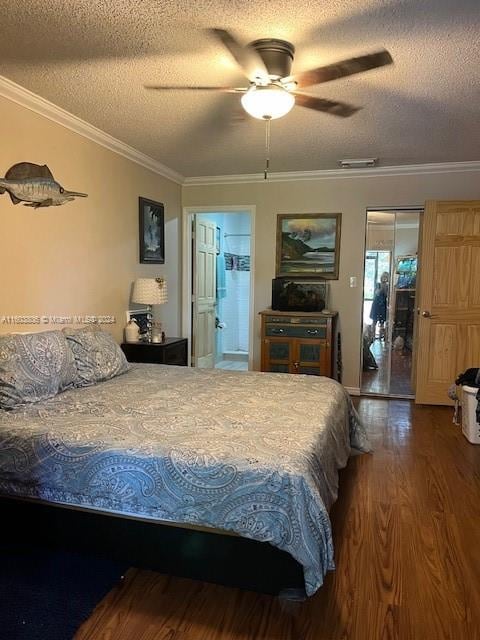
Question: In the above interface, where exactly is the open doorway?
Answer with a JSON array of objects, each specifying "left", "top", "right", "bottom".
[
  {"left": 182, "top": 207, "right": 254, "bottom": 370},
  {"left": 361, "top": 208, "right": 422, "bottom": 397}
]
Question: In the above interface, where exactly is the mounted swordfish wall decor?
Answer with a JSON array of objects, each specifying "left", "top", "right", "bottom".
[{"left": 0, "top": 162, "right": 87, "bottom": 208}]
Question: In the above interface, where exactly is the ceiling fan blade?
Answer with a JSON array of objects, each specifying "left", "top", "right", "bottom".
[
  {"left": 145, "top": 85, "right": 246, "bottom": 93},
  {"left": 293, "top": 93, "right": 361, "bottom": 117},
  {"left": 292, "top": 49, "right": 393, "bottom": 89},
  {"left": 208, "top": 28, "right": 270, "bottom": 83}
]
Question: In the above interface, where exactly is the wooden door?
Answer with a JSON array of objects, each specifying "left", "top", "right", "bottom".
[
  {"left": 415, "top": 200, "right": 480, "bottom": 405},
  {"left": 192, "top": 218, "right": 216, "bottom": 368}
]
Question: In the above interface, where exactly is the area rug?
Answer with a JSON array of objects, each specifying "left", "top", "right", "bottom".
[{"left": 0, "top": 543, "right": 127, "bottom": 640}]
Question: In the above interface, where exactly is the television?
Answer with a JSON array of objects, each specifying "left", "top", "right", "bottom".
[{"left": 272, "top": 278, "right": 327, "bottom": 312}]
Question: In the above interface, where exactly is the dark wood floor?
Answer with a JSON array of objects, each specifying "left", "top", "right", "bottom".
[
  {"left": 362, "top": 340, "right": 414, "bottom": 396},
  {"left": 76, "top": 399, "right": 480, "bottom": 640}
]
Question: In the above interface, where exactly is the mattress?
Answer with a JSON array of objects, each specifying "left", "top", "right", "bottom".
[{"left": 0, "top": 364, "right": 370, "bottom": 595}]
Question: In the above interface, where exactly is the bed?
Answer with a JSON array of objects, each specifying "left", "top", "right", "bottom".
[{"left": 0, "top": 363, "right": 370, "bottom": 596}]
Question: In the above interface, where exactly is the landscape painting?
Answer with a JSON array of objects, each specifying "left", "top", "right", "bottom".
[{"left": 276, "top": 213, "right": 341, "bottom": 278}]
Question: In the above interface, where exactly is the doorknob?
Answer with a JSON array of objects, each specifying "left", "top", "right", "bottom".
[{"left": 422, "top": 310, "right": 437, "bottom": 318}]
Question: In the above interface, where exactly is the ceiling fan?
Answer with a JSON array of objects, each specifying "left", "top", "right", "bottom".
[{"left": 145, "top": 28, "right": 393, "bottom": 121}]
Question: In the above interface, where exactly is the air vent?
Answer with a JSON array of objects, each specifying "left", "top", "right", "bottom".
[{"left": 339, "top": 158, "right": 378, "bottom": 169}]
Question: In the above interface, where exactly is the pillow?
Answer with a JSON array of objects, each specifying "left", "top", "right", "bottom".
[
  {"left": 63, "top": 328, "right": 130, "bottom": 387},
  {"left": 0, "top": 331, "right": 77, "bottom": 409}
]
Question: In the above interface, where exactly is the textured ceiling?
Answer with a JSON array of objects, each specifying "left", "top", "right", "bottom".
[{"left": 1, "top": 0, "right": 479, "bottom": 177}]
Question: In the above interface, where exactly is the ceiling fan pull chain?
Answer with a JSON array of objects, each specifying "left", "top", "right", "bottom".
[{"left": 264, "top": 116, "right": 272, "bottom": 180}]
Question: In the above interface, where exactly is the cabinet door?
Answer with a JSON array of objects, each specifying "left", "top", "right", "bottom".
[
  {"left": 294, "top": 339, "right": 330, "bottom": 376},
  {"left": 262, "top": 338, "right": 294, "bottom": 373}
]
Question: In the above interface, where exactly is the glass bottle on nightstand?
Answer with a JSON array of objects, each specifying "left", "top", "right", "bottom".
[{"left": 151, "top": 321, "right": 165, "bottom": 343}]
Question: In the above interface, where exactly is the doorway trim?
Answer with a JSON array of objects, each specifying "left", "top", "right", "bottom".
[
  {"left": 182, "top": 205, "right": 256, "bottom": 369},
  {"left": 360, "top": 205, "right": 424, "bottom": 399}
]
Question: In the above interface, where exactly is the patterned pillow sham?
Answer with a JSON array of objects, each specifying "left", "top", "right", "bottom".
[
  {"left": 0, "top": 331, "right": 77, "bottom": 409},
  {"left": 63, "top": 328, "right": 130, "bottom": 387}
]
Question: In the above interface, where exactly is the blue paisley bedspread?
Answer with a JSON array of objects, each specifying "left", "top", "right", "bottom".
[{"left": 0, "top": 364, "right": 370, "bottom": 596}]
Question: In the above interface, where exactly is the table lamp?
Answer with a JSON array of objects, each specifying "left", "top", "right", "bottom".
[{"left": 131, "top": 277, "right": 168, "bottom": 342}]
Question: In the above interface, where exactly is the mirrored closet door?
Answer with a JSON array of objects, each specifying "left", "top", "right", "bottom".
[{"left": 361, "top": 209, "right": 422, "bottom": 398}]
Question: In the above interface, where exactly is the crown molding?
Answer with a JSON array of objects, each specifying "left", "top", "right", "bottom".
[
  {"left": 0, "top": 75, "right": 184, "bottom": 185},
  {"left": 183, "top": 160, "right": 480, "bottom": 186}
]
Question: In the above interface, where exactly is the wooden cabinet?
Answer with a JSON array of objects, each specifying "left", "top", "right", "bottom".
[
  {"left": 259, "top": 310, "right": 337, "bottom": 378},
  {"left": 121, "top": 338, "right": 188, "bottom": 366}
]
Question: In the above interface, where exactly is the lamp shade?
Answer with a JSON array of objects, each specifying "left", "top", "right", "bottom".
[
  {"left": 241, "top": 85, "right": 295, "bottom": 120},
  {"left": 132, "top": 278, "right": 168, "bottom": 305}
]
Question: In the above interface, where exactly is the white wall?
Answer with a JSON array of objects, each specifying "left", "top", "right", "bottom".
[
  {"left": 183, "top": 169, "right": 480, "bottom": 390},
  {"left": 366, "top": 220, "right": 419, "bottom": 256},
  {"left": 395, "top": 226, "right": 419, "bottom": 257},
  {"left": 366, "top": 225, "right": 394, "bottom": 251}
]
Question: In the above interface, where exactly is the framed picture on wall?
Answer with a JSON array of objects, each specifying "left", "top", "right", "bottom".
[
  {"left": 139, "top": 197, "right": 165, "bottom": 264},
  {"left": 276, "top": 213, "right": 341, "bottom": 279}
]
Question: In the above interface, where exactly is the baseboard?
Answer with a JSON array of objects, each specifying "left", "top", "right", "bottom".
[{"left": 344, "top": 386, "right": 361, "bottom": 396}]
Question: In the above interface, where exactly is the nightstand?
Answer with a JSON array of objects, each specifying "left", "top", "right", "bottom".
[{"left": 121, "top": 338, "right": 188, "bottom": 366}]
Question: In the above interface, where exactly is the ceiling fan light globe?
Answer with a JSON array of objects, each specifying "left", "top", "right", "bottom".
[{"left": 241, "top": 85, "right": 295, "bottom": 120}]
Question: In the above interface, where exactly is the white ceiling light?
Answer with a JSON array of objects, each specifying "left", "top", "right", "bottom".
[{"left": 241, "top": 85, "right": 295, "bottom": 120}]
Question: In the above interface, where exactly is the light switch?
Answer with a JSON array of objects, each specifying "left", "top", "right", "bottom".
[{"left": 350, "top": 276, "right": 357, "bottom": 288}]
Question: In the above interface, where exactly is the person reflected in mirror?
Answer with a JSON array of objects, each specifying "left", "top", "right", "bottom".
[{"left": 370, "top": 271, "right": 389, "bottom": 340}]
